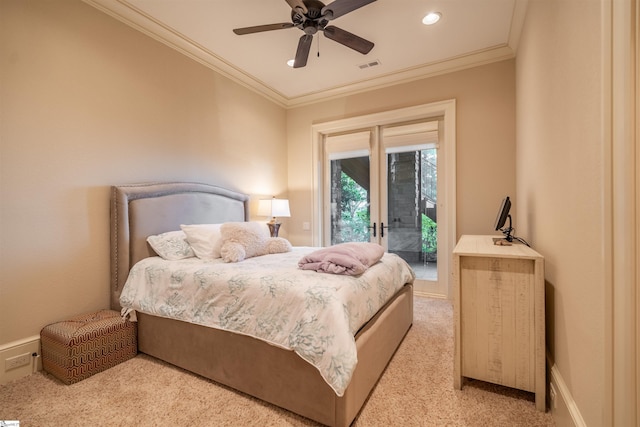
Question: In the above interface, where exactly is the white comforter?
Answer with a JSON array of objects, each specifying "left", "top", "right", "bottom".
[{"left": 119, "top": 247, "right": 414, "bottom": 396}]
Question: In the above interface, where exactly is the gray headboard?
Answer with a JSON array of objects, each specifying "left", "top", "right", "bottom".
[{"left": 110, "top": 182, "right": 249, "bottom": 311}]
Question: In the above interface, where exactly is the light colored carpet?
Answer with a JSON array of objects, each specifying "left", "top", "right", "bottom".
[{"left": 0, "top": 297, "right": 555, "bottom": 426}]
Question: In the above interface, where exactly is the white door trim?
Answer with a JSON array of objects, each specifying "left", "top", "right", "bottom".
[
  {"left": 311, "top": 100, "right": 457, "bottom": 298},
  {"left": 603, "top": 0, "right": 638, "bottom": 424}
]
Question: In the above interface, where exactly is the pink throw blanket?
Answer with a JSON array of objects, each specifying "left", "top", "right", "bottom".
[{"left": 298, "top": 242, "right": 385, "bottom": 276}]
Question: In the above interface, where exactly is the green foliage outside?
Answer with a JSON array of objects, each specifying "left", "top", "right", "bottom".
[
  {"left": 337, "top": 171, "right": 370, "bottom": 243},
  {"left": 338, "top": 170, "right": 437, "bottom": 254},
  {"left": 422, "top": 213, "right": 437, "bottom": 254}
]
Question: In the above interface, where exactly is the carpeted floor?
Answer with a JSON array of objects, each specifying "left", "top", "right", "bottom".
[{"left": 0, "top": 297, "right": 555, "bottom": 426}]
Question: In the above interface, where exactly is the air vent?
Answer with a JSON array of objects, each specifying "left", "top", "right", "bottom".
[{"left": 358, "top": 59, "right": 381, "bottom": 69}]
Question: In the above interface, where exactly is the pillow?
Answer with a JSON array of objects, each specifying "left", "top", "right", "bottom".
[
  {"left": 265, "top": 237, "right": 293, "bottom": 254},
  {"left": 147, "top": 230, "right": 195, "bottom": 260},
  {"left": 220, "top": 222, "right": 292, "bottom": 262},
  {"left": 180, "top": 224, "right": 223, "bottom": 260}
]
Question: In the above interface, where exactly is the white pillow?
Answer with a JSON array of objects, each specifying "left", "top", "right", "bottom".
[
  {"left": 180, "top": 224, "right": 223, "bottom": 260},
  {"left": 147, "top": 230, "right": 195, "bottom": 260}
]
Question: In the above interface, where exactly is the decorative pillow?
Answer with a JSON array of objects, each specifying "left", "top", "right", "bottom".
[
  {"left": 265, "top": 237, "right": 293, "bottom": 254},
  {"left": 180, "top": 223, "right": 223, "bottom": 260},
  {"left": 220, "top": 222, "right": 292, "bottom": 263},
  {"left": 147, "top": 230, "right": 195, "bottom": 260}
]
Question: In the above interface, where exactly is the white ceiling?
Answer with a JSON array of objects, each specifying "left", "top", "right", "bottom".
[{"left": 85, "top": 0, "right": 525, "bottom": 107}]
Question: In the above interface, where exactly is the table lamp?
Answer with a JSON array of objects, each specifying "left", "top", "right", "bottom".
[{"left": 258, "top": 197, "right": 290, "bottom": 237}]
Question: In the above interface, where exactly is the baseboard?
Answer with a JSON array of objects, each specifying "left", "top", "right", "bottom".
[
  {"left": 413, "top": 290, "right": 448, "bottom": 299},
  {"left": 547, "top": 354, "right": 587, "bottom": 427},
  {"left": 0, "top": 336, "right": 41, "bottom": 385}
]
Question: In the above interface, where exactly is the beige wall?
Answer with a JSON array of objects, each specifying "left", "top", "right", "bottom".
[
  {"left": 0, "top": 0, "right": 287, "bottom": 345},
  {"left": 286, "top": 59, "right": 516, "bottom": 246},
  {"left": 516, "top": 1, "right": 605, "bottom": 425},
  {"left": 1, "top": 0, "right": 517, "bottom": 345},
  {"left": 1, "top": 0, "right": 516, "bottom": 353},
  {"left": 3, "top": 0, "right": 631, "bottom": 422}
]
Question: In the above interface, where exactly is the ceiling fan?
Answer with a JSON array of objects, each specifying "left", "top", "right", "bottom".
[{"left": 233, "top": 0, "right": 376, "bottom": 68}]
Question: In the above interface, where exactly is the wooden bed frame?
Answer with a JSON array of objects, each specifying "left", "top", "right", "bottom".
[{"left": 110, "top": 182, "right": 413, "bottom": 427}]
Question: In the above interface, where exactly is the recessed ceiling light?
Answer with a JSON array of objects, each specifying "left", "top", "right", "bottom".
[
  {"left": 287, "top": 59, "right": 295, "bottom": 67},
  {"left": 422, "top": 12, "right": 441, "bottom": 25}
]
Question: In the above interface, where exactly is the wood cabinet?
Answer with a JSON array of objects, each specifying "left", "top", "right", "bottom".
[{"left": 452, "top": 235, "right": 546, "bottom": 411}]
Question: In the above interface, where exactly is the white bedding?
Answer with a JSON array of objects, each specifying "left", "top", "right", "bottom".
[{"left": 119, "top": 247, "right": 414, "bottom": 396}]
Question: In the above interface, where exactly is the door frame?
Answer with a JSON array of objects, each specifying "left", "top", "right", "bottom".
[
  {"left": 322, "top": 130, "right": 379, "bottom": 246},
  {"left": 603, "top": 0, "right": 638, "bottom": 424},
  {"left": 311, "top": 100, "right": 457, "bottom": 298}
]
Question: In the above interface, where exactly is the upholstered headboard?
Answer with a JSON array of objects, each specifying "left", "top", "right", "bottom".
[{"left": 110, "top": 182, "right": 249, "bottom": 311}]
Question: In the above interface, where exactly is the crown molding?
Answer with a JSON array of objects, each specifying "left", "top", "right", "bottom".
[
  {"left": 83, "top": 0, "right": 289, "bottom": 108},
  {"left": 286, "top": 45, "right": 515, "bottom": 108},
  {"left": 84, "top": 0, "right": 521, "bottom": 109}
]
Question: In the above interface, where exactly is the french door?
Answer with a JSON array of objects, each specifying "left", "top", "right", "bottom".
[{"left": 323, "top": 120, "right": 446, "bottom": 296}]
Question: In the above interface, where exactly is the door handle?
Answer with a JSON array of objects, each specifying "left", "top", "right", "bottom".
[
  {"left": 368, "top": 223, "right": 377, "bottom": 238},
  {"left": 381, "top": 222, "right": 390, "bottom": 238}
]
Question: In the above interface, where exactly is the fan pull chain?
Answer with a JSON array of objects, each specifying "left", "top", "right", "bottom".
[{"left": 317, "top": 33, "right": 320, "bottom": 57}]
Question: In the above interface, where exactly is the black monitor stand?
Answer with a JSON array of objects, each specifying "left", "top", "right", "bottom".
[{"left": 500, "top": 214, "right": 513, "bottom": 242}]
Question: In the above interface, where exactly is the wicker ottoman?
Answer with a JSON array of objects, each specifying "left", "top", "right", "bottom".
[{"left": 41, "top": 309, "right": 137, "bottom": 384}]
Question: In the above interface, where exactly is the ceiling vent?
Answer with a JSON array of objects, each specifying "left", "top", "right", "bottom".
[{"left": 358, "top": 59, "right": 381, "bottom": 69}]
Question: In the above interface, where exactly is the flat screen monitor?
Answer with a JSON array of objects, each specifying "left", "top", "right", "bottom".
[{"left": 494, "top": 196, "right": 513, "bottom": 241}]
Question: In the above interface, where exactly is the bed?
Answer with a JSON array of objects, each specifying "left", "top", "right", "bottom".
[{"left": 110, "top": 182, "right": 414, "bottom": 427}]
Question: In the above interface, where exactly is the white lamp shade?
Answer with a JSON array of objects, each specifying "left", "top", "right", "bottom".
[{"left": 258, "top": 198, "right": 290, "bottom": 218}]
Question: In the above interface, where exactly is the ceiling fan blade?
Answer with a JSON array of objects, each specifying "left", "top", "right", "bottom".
[
  {"left": 233, "top": 23, "right": 295, "bottom": 35},
  {"left": 321, "top": 0, "right": 376, "bottom": 20},
  {"left": 285, "top": 0, "right": 308, "bottom": 14},
  {"left": 323, "top": 26, "right": 374, "bottom": 54},
  {"left": 293, "top": 34, "right": 313, "bottom": 68}
]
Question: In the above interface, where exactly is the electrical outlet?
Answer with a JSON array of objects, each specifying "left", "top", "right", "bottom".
[
  {"left": 5, "top": 352, "right": 31, "bottom": 371},
  {"left": 549, "top": 382, "right": 558, "bottom": 410}
]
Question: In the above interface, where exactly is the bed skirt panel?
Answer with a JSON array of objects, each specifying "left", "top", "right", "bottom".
[
  {"left": 338, "top": 283, "right": 414, "bottom": 424},
  {"left": 138, "top": 313, "right": 337, "bottom": 425},
  {"left": 137, "top": 283, "right": 413, "bottom": 427}
]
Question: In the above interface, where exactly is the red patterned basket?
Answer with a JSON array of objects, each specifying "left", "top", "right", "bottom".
[{"left": 41, "top": 309, "right": 137, "bottom": 384}]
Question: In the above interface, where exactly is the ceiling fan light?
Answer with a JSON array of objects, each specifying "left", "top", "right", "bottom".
[
  {"left": 422, "top": 12, "right": 441, "bottom": 26},
  {"left": 287, "top": 59, "right": 295, "bottom": 67}
]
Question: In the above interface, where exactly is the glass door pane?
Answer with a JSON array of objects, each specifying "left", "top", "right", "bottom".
[
  {"left": 386, "top": 148, "right": 437, "bottom": 281},
  {"left": 329, "top": 156, "right": 371, "bottom": 244}
]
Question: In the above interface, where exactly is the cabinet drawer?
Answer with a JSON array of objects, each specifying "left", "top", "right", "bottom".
[{"left": 460, "top": 256, "right": 536, "bottom": 391}]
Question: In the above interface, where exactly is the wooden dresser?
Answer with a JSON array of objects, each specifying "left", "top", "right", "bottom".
[{"left": 452, "top": 235, "right": 546, "bottom": 411}]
